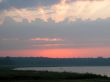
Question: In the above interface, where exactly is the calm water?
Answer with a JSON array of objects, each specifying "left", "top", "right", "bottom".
[{"left": 15, "top": 66, "right": 110, "bottom": 77}]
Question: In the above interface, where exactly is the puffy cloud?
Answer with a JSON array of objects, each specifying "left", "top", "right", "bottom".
[
  {"left": 0, "top": 0, "right": 110, "bottom": 24},
  {"left": 30, "top": 38, "right": 64, "bottom": 42}
]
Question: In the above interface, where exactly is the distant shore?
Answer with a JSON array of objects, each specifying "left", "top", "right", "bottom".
[{"left": 1, "top": 57, "right": 110, "bottom": 67}]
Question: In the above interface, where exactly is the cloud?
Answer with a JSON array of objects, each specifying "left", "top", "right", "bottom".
[
  {"left": 0, "top": 13, "right": 5, "bottom": 25},
  {"left": 2, "top": 38, "right": 19, "bottom": 41},
  {"left": 0, "top": 0, "right": 3, "bottom": 3},
  {"left": 0, "top": 0, "right": 59, "bottom": 10},
  {"left": 32, "top": 44, "right": 64, "bottom": 47},
  {"left": 30, "top": 38, "right": 64, "bottom": 42},
  {"left": 0, "top": 0, "right": 110, "bottom": 24}
]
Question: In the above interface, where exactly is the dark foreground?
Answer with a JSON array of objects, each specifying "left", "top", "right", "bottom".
[
  {"left": 1, "top": 80, "right": 110, "bottom": 82},
  {"left": 0, "top": 70, "right": 110, "bottom": 82}
]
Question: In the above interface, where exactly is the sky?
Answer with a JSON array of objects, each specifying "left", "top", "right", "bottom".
[{"left": 0, "top": 0, "right": 110, "bottom": 58}]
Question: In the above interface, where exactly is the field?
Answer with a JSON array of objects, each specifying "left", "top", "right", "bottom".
[{"left": 0, "top": 70, "right": 110, "bottom": 82}]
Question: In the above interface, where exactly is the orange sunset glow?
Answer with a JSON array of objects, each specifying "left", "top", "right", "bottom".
[{"left": 0, "top": 47, "right": 110, "bottom": 58}]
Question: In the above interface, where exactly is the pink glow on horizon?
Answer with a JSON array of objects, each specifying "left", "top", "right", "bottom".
[{"left": 0, "top": 47, "right": 110, "bottom": 58}]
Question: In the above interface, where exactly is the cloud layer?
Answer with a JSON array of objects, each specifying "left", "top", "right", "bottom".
[
  {"left": 0, "top": 0, "right": 3, "bottom": 3},
  {"left": 0, "top": 0, "right": 110, "bottom": 25},
  {"left": 30, "top": 38, "right": 63, "bottom": 42}
]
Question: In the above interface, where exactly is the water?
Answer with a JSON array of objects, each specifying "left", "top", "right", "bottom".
[{"left": 15, "top": 66, "right": 110, "bottom": 77}]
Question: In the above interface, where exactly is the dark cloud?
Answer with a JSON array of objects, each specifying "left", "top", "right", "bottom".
[{"left": 0, "top": 0, "right": 59, "bottom": 10}]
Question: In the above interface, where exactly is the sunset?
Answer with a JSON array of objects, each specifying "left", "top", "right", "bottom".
[
  {"left": 0, "top": 47, "right": 110, "bottom": 58},
  {"left": 1, "top": 0, "right": 110, "bottom": 82},
  {"left": 0, "top": 0, "right": 110, "bottom": 58}
]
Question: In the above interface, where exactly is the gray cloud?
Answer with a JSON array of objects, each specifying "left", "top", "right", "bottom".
[
  {"left": 0, "top": 0, "right": 59, "bottom": 10},
  {"left": 0, "top": 19, "right": 110, "bottom": 50},
  {"left": 0, "top": 0, "right": 110, "bottom": 53}
]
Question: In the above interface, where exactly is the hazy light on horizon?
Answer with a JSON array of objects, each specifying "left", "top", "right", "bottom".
[{"left": 0, "top": 47, "right": 110, "bottom": 58}]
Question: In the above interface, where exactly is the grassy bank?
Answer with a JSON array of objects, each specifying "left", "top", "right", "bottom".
[{"left": 0, "top": 70, "right": 110, "bottom": 82}]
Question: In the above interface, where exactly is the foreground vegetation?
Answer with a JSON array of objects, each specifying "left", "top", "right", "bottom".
[
  {"left": 1, "top": 80, "right": 110, "bottom": 82},
  {"left": 0, "top": 70, "right": 110, "bottom": 82},
  {"left": 1, "top": 57, "right": 110, "bottom": 82}
]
